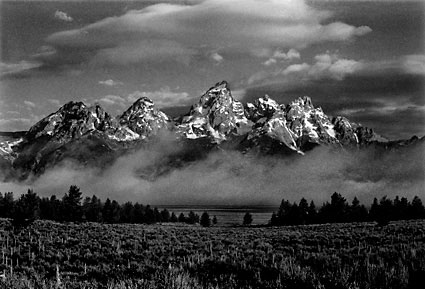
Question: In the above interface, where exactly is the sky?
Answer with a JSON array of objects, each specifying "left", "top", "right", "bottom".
[{"left": 1, "top": 0, "right": 424, "bottom": 140}]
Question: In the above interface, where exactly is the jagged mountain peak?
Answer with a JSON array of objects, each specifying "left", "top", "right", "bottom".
[
  {"left": 25, "top": 101, "right": 117, "bottom": 141},
  {"left": 246, "top": 94, "right": 281, "bottom": 122},
  {"left": 289, "top": 96, "right": 314, "bottom": 110},
  {"left": 245, "top": 94, "right": 345, "bottom": 153},
  {"left": 59, "top": 100, "right": 87, "bottom": 111},
  {"left": 119, "top": 96, "right": 171, "bottom": 138},
  {"left": 178, "top": 80, "right": 250, "bottom": 142},
  {"left": 198, "top": 80, "right": 232, "bottom": 108},
  {"left": 120, "top": 96, "right": 162, "bottom": 117},
  {"left": 208, "top": 80, "right": 229, "bottom": 92},
  {"left": 131, "top": 96, "right": 155, "bottom": 108}
]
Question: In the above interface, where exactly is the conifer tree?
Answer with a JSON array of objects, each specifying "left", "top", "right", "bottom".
[
  {"left": 212, "top": 215, "right": 218, "bottom": 225},
  {"left": 187, "top": 211, "right": 199, "bottom": 224},
  {"left": 243, "top": 212, "right": 253, "bottom": 226},
  {"left": 62, "top": 185, "right": 83, "bottom": 222},
  {"left": 13, "top": 189, "right": 40, "bottom": 227},
  {"left": 178, "top": 213, "right": 186, "bottom": 223},
  {"left": 200, "top": 211, "right": 211, "bottom": 227},
  {"left": 170, "top": 212, "right": 178, "bottom": 222}
]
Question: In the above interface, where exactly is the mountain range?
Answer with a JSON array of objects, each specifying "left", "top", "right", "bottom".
[{"left": 0, "top": 81, "right": 423, "bottom": 181}]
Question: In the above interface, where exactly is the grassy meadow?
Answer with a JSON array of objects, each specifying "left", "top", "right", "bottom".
[{"left": 0, "top": 219, "right": 424, "bottom": 289}]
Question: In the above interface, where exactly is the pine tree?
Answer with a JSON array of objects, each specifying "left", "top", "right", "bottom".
[
  {"left": 49, "top": 195, "right": 61, "bottom": 221},
  {"left": 299, "top": 198, "right": 309, "bottom": 225},
  {"left": 307, "top": 200, "right": 317, "bottom": 224},
  {"left": 369, "top": 197, "right": 379, "bottom": 221},
  {"left": 243, "top": 212, "right": 253, "bottom": 226},
  {"left": 212, "top": 215, "right": 218, "bottom": 225},
  {"left": 277, "top": 199, "right": 292, "bottom": 225},
  {"left": 330, "top": 192, "right": 347, "bottom": 222},
  {"left": 170, "top": 212, "right": 178, "bottom": 222},
  {"left": 200, "top": 211, "right": 211, "bottom": 227},
  {"left": 102, "top": 198, "right": 113, "bottom": 223},
  {"left": 121, "top": 202, "right": 135, "bottom": 223},
  {"left": 378, "top": 196, "right": 393, "bottom": 225},
  {"left": 348, "top": 196, "right": 368, "bottom": 222},
  {"left": 153, "top": 207, "right": 162, "bottom": 222},
  {"left": 111, "top": 200, "right": 121, "bottom": 223},
  {"left": 87, "top": 195, "right": 103, "bottom": 222},
  {"left": 410, "top": 196, "right": 425, "bottom": 219},
  {"left": 133, "top": 203, "right": 145, "bottom": 223},
  {"left": 178, "top": 213, "right": 186, "bottom": 223},
  {"left": 287, "top": 203, "right": 300, "bottom": 225},
  {"left": 0, "top": 192, "right": 14, "bottom": 218},
  {"left": 187, "top": 211, "right": 199, "bottom": 224},
  {"left": 13, "top": 189, "right": 40, "bottom": 227},
  {"left": 270, "top": 212, "right": 278, "bottom": 226},
  {"left": 161, "top": 209, "right": 171, "bottom": 222},
  {"left": 62, "top": 185, "right": 83, "bottom": 222},
  {"left": 145, "top": 205, "right": 155, "bottom": 224}
]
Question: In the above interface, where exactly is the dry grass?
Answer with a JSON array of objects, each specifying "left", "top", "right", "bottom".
[{"left": 0, "top": 219, "right": 424, "bottom": 288}]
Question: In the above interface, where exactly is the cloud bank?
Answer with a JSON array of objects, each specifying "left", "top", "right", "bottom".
[
  {"left": 1, "top": 136, "right": 423, "bottom": 206},
  {"left": 0, "top": 61, "right": 42, "bottom": 79},
  {"left": 42, "top": 0, "right": 371, "bottom": 66}
]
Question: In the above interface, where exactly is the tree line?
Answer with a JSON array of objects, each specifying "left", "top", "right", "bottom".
[
  {"left": 270, "top": 192, "right": 425, "bottom": 226},
  {"left": 0, "top": 186, "right": 217, "bottom": 227},
  {"left": 2, "top": 188, "right": 423, "bottom": 228}
]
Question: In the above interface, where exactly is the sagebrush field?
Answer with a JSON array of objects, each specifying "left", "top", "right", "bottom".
[{"left": 0, "top": 219, "right": 424, "bottom": 289}]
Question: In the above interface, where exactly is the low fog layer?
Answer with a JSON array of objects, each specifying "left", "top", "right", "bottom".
[{"left": 1, "top": 137, "right": 424, "bottom": 206}]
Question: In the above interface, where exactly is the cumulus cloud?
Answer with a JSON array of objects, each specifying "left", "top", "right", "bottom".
[
  {"left": 54, "top": 10, "right": 73, "bottom": 22},
  {"left": 210, "top": 52, "right": 224, "bottom": 63},
  {"left": 43, "top": 0, "right": 371, "bottom": 66},
  {"left": 98, "top": 79, "right": 123, "bottom": 87},
  {"left": 263, "top": 58, "right": 277, "bottom": 66},
  {"left": 263, "top": 48, "right": 300, "bottom": 66},
  {"left": 282, "top": 53, "right": 364, "bottom": 80},
  {"left": 249, "top": 52, "right": 363, "bottom": 85}
]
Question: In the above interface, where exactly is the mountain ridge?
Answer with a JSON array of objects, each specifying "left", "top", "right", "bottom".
[{"left": 0, "top": 81, "right": 423, "bottom": 180}]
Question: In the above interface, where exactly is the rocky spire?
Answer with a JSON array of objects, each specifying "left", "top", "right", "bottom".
[{"left": 177, "top": 81, "right": 250, "bottom": 142}]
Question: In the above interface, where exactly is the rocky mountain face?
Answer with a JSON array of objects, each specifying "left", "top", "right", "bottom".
[
  {"left": 25, "top": 101, "right": 138, "bottom": 143},
  {"left": 119, "top": 97, "right": 171, "bottom": 139},
  {"left": 177, "top": 81, "right": 250, "bottom": 142},
  {"left": 0, "top": 81, "right": 422, "bottom": 180},
  {"left": 242, "top": 94, "right": 389, "bottom": 154}
]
